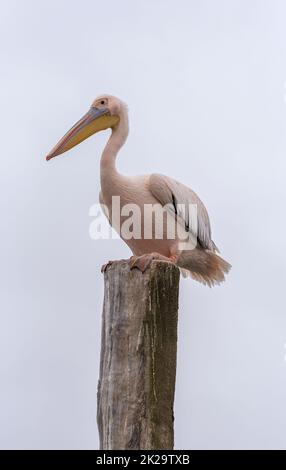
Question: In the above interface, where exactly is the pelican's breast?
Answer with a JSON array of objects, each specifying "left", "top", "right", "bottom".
[{"left": 100, "top": 173, "right": 177, "bottom": 257}]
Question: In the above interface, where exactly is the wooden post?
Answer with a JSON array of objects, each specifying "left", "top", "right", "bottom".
[{"left": 97, "top": 260, "right": 180, "bottom": 450}]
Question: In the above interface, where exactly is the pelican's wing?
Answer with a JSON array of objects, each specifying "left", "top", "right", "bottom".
[{"left": 149, "top": 173, "right": 218, "bottom": 252}]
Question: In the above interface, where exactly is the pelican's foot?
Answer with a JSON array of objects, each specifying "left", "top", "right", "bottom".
[
  {"left": 101, "top": 260, "right": 114, "bottom": 273},
  {"left": 129, "top": 253, "right": 177, "bottom": 273},
  {"left": 101, "top": 258, "right": 132, "bottom": 272}
]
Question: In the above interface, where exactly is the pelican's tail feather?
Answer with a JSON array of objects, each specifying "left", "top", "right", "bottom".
[{"left": 178, "top": 249, "right": 231, "bottom": 287}]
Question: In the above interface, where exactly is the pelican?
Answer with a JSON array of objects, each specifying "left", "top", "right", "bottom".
[{"left": 46, "top": 95, "right": 231, "bottom": 286}]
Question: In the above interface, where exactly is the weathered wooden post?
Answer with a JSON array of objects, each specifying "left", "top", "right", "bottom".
[{"left": 97, "top": 260, "right": 180, "bottom": 450}]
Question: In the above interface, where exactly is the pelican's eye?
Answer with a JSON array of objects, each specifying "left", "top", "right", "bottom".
[{"left": 100, "top": 100, "right": 106, "bottom": 105}]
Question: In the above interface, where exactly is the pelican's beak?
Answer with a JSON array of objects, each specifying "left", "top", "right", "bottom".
[{"left": 46, "top": 107, "right": 119, "bottom": 161}]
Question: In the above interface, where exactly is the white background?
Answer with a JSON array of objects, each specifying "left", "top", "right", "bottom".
[{"left": 0, "top": 0, "right": 286, "bottom": 449}]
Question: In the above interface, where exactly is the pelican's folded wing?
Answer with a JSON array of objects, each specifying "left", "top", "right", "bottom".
[{"left": 149, "top": 173, "right": 218, "bottom": 252}]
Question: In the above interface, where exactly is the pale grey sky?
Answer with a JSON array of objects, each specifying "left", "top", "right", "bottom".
[{"left": 0, "top": 0, "right": 286, "bottom": 450}]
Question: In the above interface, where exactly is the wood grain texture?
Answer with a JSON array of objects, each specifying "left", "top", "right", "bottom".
[{"left": 97, "top": 260, "right": 180, "bottom": 450}]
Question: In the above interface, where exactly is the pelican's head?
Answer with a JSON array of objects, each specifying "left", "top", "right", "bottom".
[{"left": 46, "top": 95, "right": 126, "bottom": 161}]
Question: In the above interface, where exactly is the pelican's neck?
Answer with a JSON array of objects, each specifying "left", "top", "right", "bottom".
[{"left": 100, "top": 112, "right": 129, "bottom": 181}]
